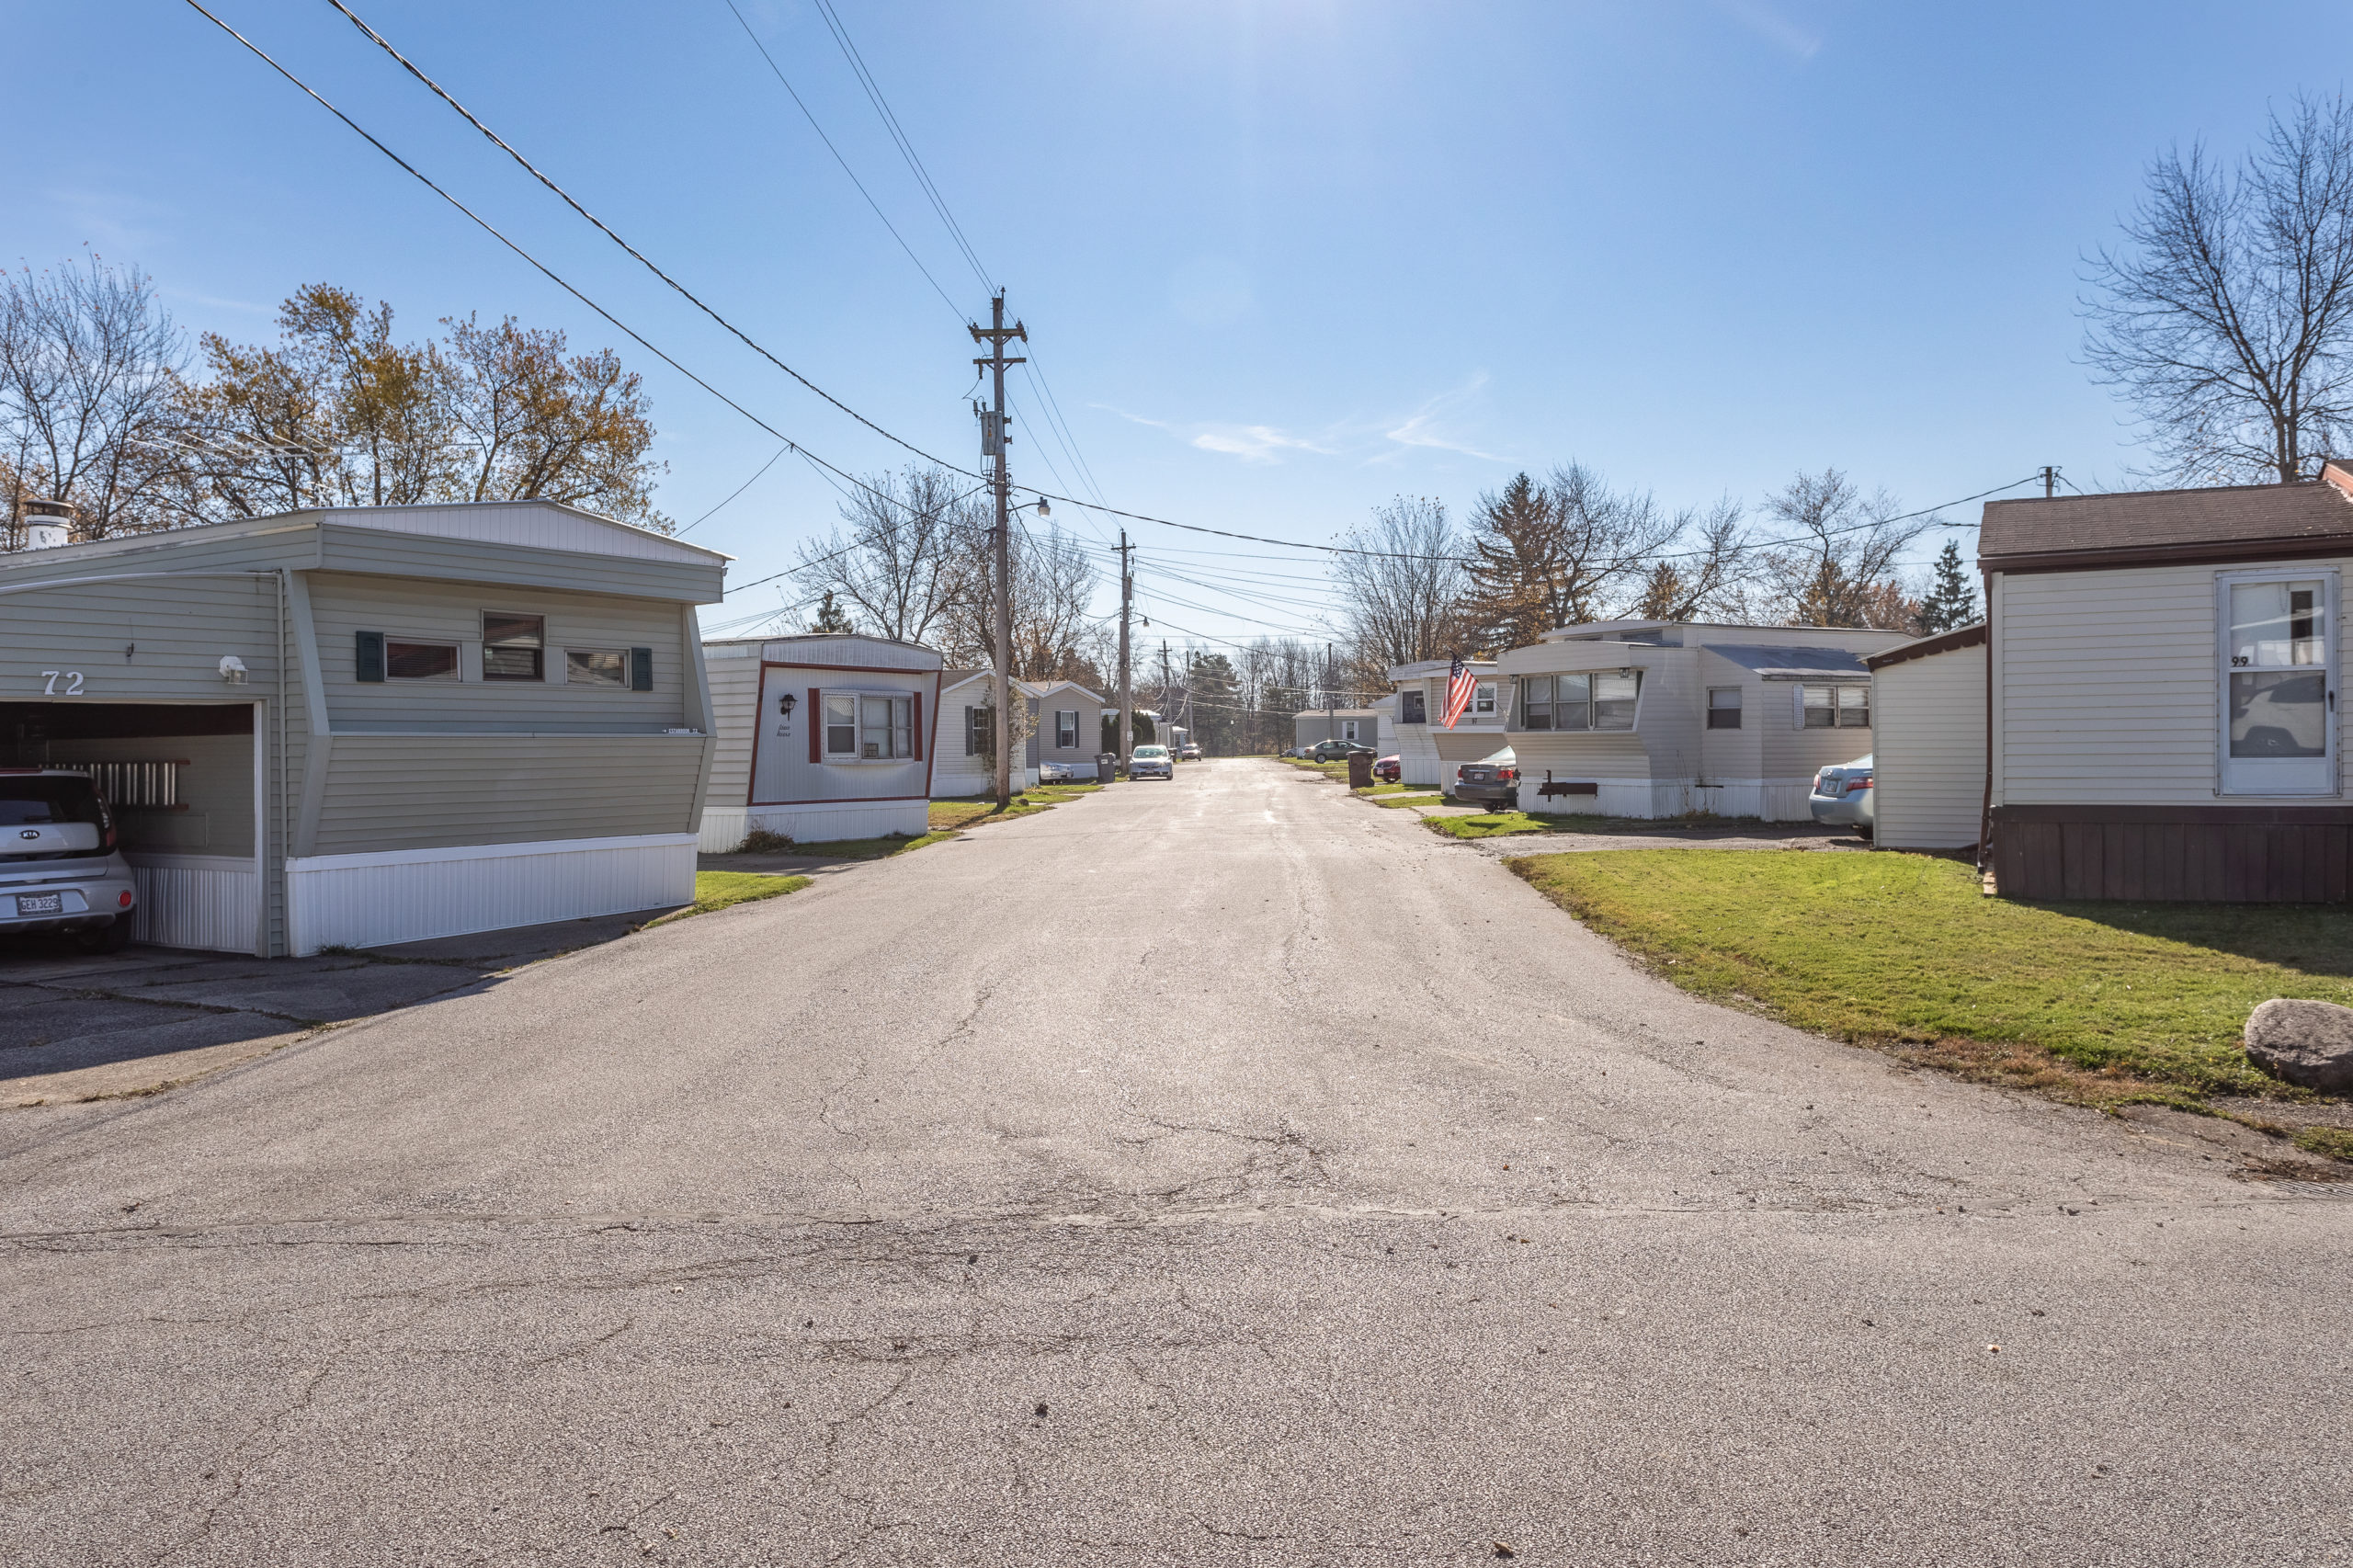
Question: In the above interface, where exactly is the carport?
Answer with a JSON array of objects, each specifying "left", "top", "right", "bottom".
[{"left": 2, "top": 700, "right": 263, "bottom": 951}]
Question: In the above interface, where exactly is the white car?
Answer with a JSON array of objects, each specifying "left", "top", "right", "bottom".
[
  {"left": 1809, "top": 755, "right": 1874, "bottom": 838},
  {"left": 2, "top": 769, "right": 139, "bottom": 952},
  {"left": 1039, "top": 759, "right": 1075, "bottom": 784},
  {"left": 1129, "top": 744, "right": 1174, "bottom": 779}
]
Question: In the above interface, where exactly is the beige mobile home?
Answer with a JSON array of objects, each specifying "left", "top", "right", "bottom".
[
  {"left": 931, "top": 669, "right": 1042, "bottom": 796},
  {"left": 1030, "top": 679, "right": 1108, "bottom": 776},
  {"left": 1495, "top": 620, "right": 1909, "bottom": 819},
  {"left": 1384, "top": 659, "right": 1504, "bottom": 787},
  {"left": 0, "top": 501, "right": 725, "bottom": 955},
  {"left": 701, "top": 634, "right": 944, "bottom": 849},
  {"left": 1865, "top": 624, "right": 1987, "bottom": 851},
  {"left": 1984, "top": 467, "right": 2353, "bottom": 901}
]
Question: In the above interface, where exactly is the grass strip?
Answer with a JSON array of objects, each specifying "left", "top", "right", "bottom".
[
  {"left": 1510, "top": 847, "right": 2353, "bottom": 1112},
  {"left": 643, "top": 871, "right": 813, "bottom": 928},
  {"left": 1371, "top": 793, "right": 1447, "bottom": 810},
  {"left": 1424, "top": 812, "right": 1556, "bottom": 839}
]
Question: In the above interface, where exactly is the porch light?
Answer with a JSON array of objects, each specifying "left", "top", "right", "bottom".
[
  {"left": 218, "top": 655, "right": 248, "bottom": 685},
  {"left": 778, "top": 691, "right": 798, "bottom": 717}
]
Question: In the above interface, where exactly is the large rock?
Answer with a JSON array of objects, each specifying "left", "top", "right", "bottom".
[{"left": 2244, "top": 999, "right": 2353, "bottom": 1094}]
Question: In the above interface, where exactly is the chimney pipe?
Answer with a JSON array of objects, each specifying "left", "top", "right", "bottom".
[{"left": 19, "top": 498, "right": 74, "bottom": 551}]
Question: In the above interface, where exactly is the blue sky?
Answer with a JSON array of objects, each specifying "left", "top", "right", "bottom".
[{"left": 13, "top": 1, "right": 2351, "bottom": 648}]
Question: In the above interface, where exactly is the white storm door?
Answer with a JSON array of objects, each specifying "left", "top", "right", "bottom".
[{"left": 2219, "top": 571, "right": 2336, "bottom": 795}]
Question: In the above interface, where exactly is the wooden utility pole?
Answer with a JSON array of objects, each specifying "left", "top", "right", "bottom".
[
  {"left": 970, "top": 293, "right": 1026, "bottom": 807},
  {"left": 1117, "top": 530, "right": 1133, "bottom": 771},
  {"left": 2041, "top": 465, "right": 2059, "bottom": 498}
]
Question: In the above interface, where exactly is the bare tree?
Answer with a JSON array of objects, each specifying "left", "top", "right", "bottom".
[
  {"left": 1757, "top": 470, "right": 1932, "bottom": 629},
  {"left": 941, "top": 519, "right": 1108, "bottom": 683},
  {"left": 1334, "top": 495, "right": 1468, "bottom": 676},
  {"left": 0, "top": 256, "right": 186, "bottom": 545},
  {"left": 2084, "top": 93, "right": 2353, "bottom": 483},
  {"left": 790, "top": 465, "right": 985, "bottom": 646},
  {"left": 443, "top": 313, "right": 666, "bottom": 525},
  {"left": 1631, "top": 496, "right": 1749, "bottom": 620}
]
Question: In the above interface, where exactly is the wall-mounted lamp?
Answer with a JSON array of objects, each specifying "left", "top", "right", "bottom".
[
  {"left": 218, "top": 654, "right": 248, "bottom": 686},
  {"left": 777, "top": 691, "right": 798, "bottom": 717}
]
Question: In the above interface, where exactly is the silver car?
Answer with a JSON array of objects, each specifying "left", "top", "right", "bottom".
[
  {"left": 1809, "top": 754, "right": 1875, "bottom": 838},
  {"left": 2, "top": 769, "right": 139, "bottom": 952},
  {"left": 1128, "top": 744, "right": 1174, "bottom": 779}
]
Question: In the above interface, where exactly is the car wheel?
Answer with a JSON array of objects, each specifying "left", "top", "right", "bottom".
[{"left": 78, "top": 917, "right": 133, "bottom": 955}]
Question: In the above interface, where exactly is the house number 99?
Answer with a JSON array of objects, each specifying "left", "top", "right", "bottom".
[{"left": 40, "top": 670, "right": 85, "bottom": 695}]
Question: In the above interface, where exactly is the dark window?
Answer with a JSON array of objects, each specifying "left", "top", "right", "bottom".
[
  {"left": 354, "top": 631, "right": 385, "bottom": 683},
  {"left": 1707, "top": 687, "right": 1742, "bottom": 729},
  {"left": 1801, "top": 685, "right": 1836, "bottom": 728},
  {"left": 824, "top": 694, "right": 858, "bottom": 757},
  {"left": 482, "top": 612, "right": 544, "bottom": 680},
  {"left": 1056, "top": 710, "right": 1078, "bottom": 749},
  {"left": 1592, "top": 672, "right": 1640, "bottom": 731},
  {"left": 630, "top": 647, "right": 653, "bottom": 692},
  {"left": 966, "top": 705, "right": 990, "bottom": 756},
  {"left": 1557, "top": 674, "right": 1591, "bottom": 731},
  {"left": 1837, "top": 687, "right": 1870, "bottom": 729},
  {"left": 1521, "top": 676, "right": 1553, "bottom": 731},
  {"left": 1400, "top": 689, "right": 1427, "bottom": 724},
  {"left": 386, "top": 641, "right": 458, "bottom": 681}
]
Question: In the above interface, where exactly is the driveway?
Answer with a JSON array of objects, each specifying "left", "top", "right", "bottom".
[{"left": 3, "top": 758, "right": 2347, "bottom": 1565}]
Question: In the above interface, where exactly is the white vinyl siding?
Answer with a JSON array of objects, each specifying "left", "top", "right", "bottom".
[
  {"left": 1872, "top": 647, "right": 1987, "bottom": 850},
  {"left": 1995, "top": 562, "right": 2353, "bottom": 805}
]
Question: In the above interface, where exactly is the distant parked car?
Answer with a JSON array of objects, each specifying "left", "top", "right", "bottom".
[
  {"left": 1308, "top": 739, "right": 1376, "bottom": 763},
  {"left": 1453, "top": 749, "right": 1520, "bottom": 810},
  {"left": 1039, "top": 759, "right": 1075, "bottom": 783},
  {"left": 1810, "top": 754, "right": 1874, "bottom": 838},
  {"left": 2, "top": 769, "right": 137, "bottom": 953},
  {"left": 1129, "top": 744, "right": 1174, "bottom": 779},
  {"left": 1372, "top": 755, "right": 1401, "bottom": 783},
  {"left": 1178, "top": 743, "right": 1202, "bottom": 760}
]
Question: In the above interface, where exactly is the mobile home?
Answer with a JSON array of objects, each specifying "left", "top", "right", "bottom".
[
  {"left": 0, "top": 500, "right": 725, "bottom": 955},
  {"left": 1384, "top": 659, "right": 1505, "bottom": 788},
  {"left": 1984, "top": 466, "right": 2353, "bottom": 901},
  {"left": 701, "top": 634, "right": 944, "bottom": 849},
  {"left": 1495, "top": 620, "right": 1910, "bottom": 820}
]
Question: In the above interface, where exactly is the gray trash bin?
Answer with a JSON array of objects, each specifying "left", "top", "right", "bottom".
[{"left": 1096, "top": 752, "right": 1119, "bottom": 784}]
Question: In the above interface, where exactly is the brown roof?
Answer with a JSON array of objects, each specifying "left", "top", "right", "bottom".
[
  {"left": 1979, "top": 464, "right": 2353, "bottom": 570},
  {"left": 1864, "top": 623, "right": 1985, "bottom": 671}
]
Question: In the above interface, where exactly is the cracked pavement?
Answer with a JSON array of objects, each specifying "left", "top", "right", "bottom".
[{"left": 2, "top": 758, "right": 2348, "bottom": 1565}]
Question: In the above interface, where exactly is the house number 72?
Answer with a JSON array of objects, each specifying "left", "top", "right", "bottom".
[{"left": 40, "top": 670, "right": 85, "bottom": 696}]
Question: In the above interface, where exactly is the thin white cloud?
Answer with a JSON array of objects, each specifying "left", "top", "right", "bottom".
[
  {"left": 1375, "top": 374, "right": 1497, "bottom": 463},
  {"left": 1716, "top": 0, "right": 1822, "bottom": 60},
  {"left": 1191, "top": 425, "right": 1336, "bottom": 464}
]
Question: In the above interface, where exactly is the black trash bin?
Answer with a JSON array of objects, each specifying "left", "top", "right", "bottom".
[
  {"left": 1347, "top": 752, "right": 1374, "bottom": 790},
  {"left": 1096, "top": 752, "right": 1119, "bottom": 784}
]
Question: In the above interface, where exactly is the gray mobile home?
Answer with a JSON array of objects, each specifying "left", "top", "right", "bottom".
[
  {"left": 1384, "top": 659, "right": 1505, "bottom": 787},
  {"left": 1495, "top": 619, "right": 1910, "bottom": 819},
  {"left": 0, "top": 501, "right": 725, "bottom": 955}
]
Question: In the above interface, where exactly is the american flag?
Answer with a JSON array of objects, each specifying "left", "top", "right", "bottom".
[{"left": 1440, "top": 655, "right": 1478, "bottom": 730}]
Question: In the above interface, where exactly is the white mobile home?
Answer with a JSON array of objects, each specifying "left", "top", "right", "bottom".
[
  {"left": 930, "top": 669, "right": 1043, "bottom": 796},
  {"left": 1495, "top": 620, "right": 1910, "bottom": 820},
  {"left": 1984, "top": 466, "right": 2353, "bottom": 901},
  {"left": 1384, "top": 659, "right": 1505, "bottom": 788},
  {"left": 0, "top": 500, "right": 725, "bottom": 955},
  {"left": 701, "top": 634, "right": 944, "bottom": 850},
  {"left": 1865, "top": 625, "right": 1987, "bottom": 851}
]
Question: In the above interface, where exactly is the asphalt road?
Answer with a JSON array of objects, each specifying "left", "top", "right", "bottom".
[{"left": 4, "top": 759, "right": 2348, "bottom": 1567}]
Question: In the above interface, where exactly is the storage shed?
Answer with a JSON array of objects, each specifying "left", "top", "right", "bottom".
[
  {"left": 1983, "top": 464, "right": 2353, "bottom": 901},
  {"left": 700, "top": 633, "right": 943, "bottom": 850},
  {"left": 1864, "top": 624, "right": 1987, "bottom": 851},
  {"left": 0, "top": 500, "right": 726, "bottom": 955},
  {"left": 1494, "top": 620, "right": 1910, "bottom": 819},
  {"left": 1383, "top": 659, "right": 1504, "bottom": 788}
]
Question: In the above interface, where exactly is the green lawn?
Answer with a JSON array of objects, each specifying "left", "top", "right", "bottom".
[
  {"left": 1370, "top": 793, "right": 1447, "bottom": 810},
  {"left": 644, "top": 870, "right": 812, "bottom": 927},
  {"left": 1426, "top": 810, "right": 1779, "bottom": 840},
  {"left": 1511, "top": 847, "right": 2353, "bottom": 1110},
  {"left": 1424, "top": 811, "right": 1556, "bottom": 838}
]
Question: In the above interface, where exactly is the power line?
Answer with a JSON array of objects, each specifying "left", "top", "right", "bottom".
[
  {"left": 323, "top": 0, "right": 977, "bottom": 479},
  {"left": 679, "top": 443, "right": 790, "bottom": 535},
  {"left": 718, "top": 0, "right": 967, "bottom": 322},
  {"left": 187, "top": 0, "right": 969, "bottom": 548}
]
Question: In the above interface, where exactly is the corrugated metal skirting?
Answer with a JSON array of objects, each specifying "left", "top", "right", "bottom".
[
  {"left": 286, "top": 834, "right": 697, "bottom": 954},
  {"left": 127, "top": 855, "right": 262, "bottom": 954}
]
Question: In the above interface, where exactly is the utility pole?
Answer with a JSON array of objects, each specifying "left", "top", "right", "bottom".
[
  {"left": 1324, "top": 641, "right": 1336, "bottom": 746},
  {"left": 1117, "top": 530, "right": 1133, "bottom": 772},
  {"left": 970, "top": 293, "right": 1026, "bottom": 808},
  {"left": 2041, "top": 465, "right": 2059, "bottom": 498},
  {"left": 1160, "top": 641, "right": 1172, "bottom": 736}
]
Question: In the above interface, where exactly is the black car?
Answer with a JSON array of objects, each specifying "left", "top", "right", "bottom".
[{"left": 1453, "top": 752, "right": 1520, "bottom": 809}]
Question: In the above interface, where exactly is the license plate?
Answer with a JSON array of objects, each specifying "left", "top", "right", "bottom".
[{"left": 14, "top": 892, "right": 63, "bottom": 916}]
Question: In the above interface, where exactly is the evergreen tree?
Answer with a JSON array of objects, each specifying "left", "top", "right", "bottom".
[
  {"left": 1916, "top": 540, "right": 1979, "bottom": 633},
  {"left": 810, "top": 590, "right": 856, "bottom": 634},
  {"left": 1460, "top": 472, "right": 1562, "bottom": 653}
]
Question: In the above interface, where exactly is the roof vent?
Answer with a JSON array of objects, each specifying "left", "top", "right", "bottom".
[{"left": 17, "top": 498, "right": 73, "bottom": 551}]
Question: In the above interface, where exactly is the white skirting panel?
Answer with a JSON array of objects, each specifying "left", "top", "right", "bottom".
[
  {"left": 285, "top": 833, "right": 697, "bottom": 955},
  {"left": 722, "top": 799, "right": 928, "bottom": 849},
  {"left": 1525, "top": 778, "right": 1818, "bottom": 823},
  {"left": 127, "top": 853, "right": 261, "bottom": 955}
]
